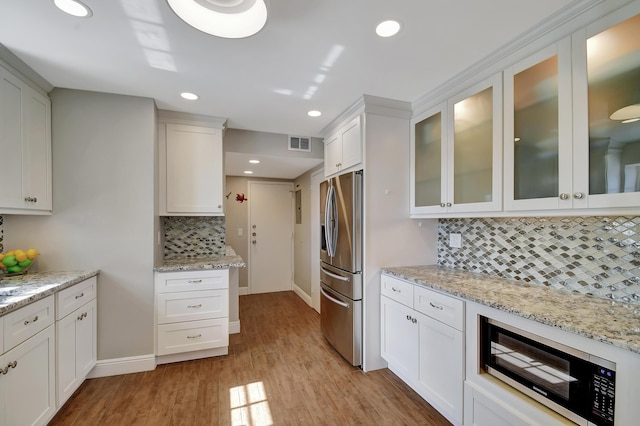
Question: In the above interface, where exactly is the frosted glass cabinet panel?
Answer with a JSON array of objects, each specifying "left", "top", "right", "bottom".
[
  {"left": 504, "top": 40, "right": 573, "bottom": 211},
  {"left": 584, "top": 12, "right": 640, "bottom": 204},
  {"left": 513, "top": 56, "right": 559, "bottom": 201},
  {"left": 452, "top": 87, "right": 494, "bottom": 205},
  {"left": 413, "top": 107, "right": 444, "bottom": 210}
]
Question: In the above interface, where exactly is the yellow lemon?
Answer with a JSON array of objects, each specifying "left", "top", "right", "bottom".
[
  {"left": 26, "top": 248, "right": 39, "bottom": 260},
  {"left": 5, "top": 250, "right": 14, "bottom": 256},
  {"left": 15, "top": 251, "right": 27, "bottom": 262}
]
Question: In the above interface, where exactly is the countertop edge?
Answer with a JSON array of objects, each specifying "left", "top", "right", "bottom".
[{"left": 0, "top": 269, "right": 100, "bottom": 317}]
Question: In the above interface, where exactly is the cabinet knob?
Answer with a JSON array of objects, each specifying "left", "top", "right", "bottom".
[
  {"left": 252, "top": 240, "right": 257, "bottom": 244},
  {"left": 559, "top": 193, "right": 569, "bottom": 200},
  {"left": 574, "top": 192, "right": 584, "bottom": 199},
  {"left": 446, "top": 202, "right": 452, "bottom": 207},
  {"left": 440, "top": 203, "right": 446, "bottom": 208}
]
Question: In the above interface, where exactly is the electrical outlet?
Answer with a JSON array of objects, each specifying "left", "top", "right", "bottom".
[
  {"left": 449, "top": 233, "right": 462, "bottom": 248},
  {"left": 237, "top": 228, "right": 243, "bottom": 237}
]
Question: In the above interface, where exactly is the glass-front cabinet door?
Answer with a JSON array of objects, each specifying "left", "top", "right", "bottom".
[
  {"left": 411, "top": 74, "right": 502, "bottom": 216},
  {"left": 411, "top": 103, "right": 446, "bottom": 214},
  {"left": 447, "top": 74, "right": 502, "bottom": 213},
  {"left": 504, "top": 39, "right": 573, "bottom": 211},
  {"left": 572, "top": 7, "right": 640, "bottom": 209}
]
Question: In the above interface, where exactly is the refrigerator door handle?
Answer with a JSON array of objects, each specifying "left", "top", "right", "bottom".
[
  {"left": 320, "top": 287, "right": 350, "bottom": 308},
  {"left": 320, "top": 266, "right": 350, "bottom": 282},
  {"left": 325, "top": 185, "right": 337, "bottom": 258},
  {"left": 329, "top": 185, "right": 338, "bottom": 256}
]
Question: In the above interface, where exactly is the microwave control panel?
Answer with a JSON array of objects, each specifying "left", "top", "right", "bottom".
[{"left": 590, "top": 366, "right": 615, "bottom": 425}]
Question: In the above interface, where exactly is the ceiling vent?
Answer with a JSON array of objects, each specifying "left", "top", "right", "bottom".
[{"left": 288, "top": 135, "right": 311, "bottom": 152}]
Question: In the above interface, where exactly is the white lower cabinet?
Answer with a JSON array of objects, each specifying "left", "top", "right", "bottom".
[
  {"left": 56, "top": 298, "right": 97, "bottom": 407},
  {"left": 55, "top": 277, "right": 98, "bottom": 407},
  {"left": 0, "top": 297, "right": 56, "bottom": 426},
  {"left": 464, "top": 382, "right": 532, "bottom": 426},
  {"left": 381, "top": 274, "right": 464, "bottom": 425},
  {"left": 155, "top": 269, "right": 229, "bottom": 361}
]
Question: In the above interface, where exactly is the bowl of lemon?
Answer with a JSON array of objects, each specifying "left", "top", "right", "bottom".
[{"left": 0, "top": 248, "right": 39, "bottom": 276}]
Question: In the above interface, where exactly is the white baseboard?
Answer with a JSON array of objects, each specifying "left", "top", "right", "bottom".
[
  {"left": 229, "top": 320, "right": 241, "bottom": 334},
  {"left": 292, "top": 282, "right": 312, "bottom": 307},
  {"left": 86, "top": 354, "right": 156, "bottom": 378},
  {"left": 239, "top": 286, "right": 249, "bottom": 296}
]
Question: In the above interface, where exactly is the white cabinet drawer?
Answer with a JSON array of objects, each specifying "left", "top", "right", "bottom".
[
  {"left": 157, "top": 318, "right": 228, "bottom": 355},
  {"left": 157, "top": 290, "right": 228, "bottom": 324},
  {"left": 381, "top": 275, "right": 414, "bottom": 307},
  {"left": 4, "top": 295, "right": 54, "bottom": 350},
  {"left": 56, "top": 276, "right": 97, "bottom": 320},
  {"left": 414, "top": 286, "right": 464, "bottom": 331},
  {"left": 155, "top": 269, "right": 229, "bottom": 293}
]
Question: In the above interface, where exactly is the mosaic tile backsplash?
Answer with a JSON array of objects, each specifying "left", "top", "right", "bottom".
[
  {"left": 163, "top": 216, "right": 226, "bottom": 259},
  {"left": 0, "top": 215, "right": 3, "bottom": 253},
  {"left": 438, "top": 216, "right": 640, "bottom": 304}
]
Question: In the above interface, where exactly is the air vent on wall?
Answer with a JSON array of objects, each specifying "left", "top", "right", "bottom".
[{"left": 288, "top": 135, "right": 311, "bottom": 152}]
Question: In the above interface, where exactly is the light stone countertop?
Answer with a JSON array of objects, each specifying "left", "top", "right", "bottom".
[
  {"left": 381, "top": 265, "right": 640, "bottom": 355},
  {"left": 0, "top": 270, "right": 100, "bottom": 317},
  {"left": 154, "top": 247, "right": 246, "bottom": 273}
]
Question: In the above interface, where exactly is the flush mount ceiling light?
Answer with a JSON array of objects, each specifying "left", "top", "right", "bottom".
[
  {"left": 180, "top": 92, "right": 199, "bottom": 100},
  {"left": 167, "top": 0, "right": 267, "bottom": 39},
  {"left": 249, "top": 159, "right": 260, "bottom": 164},
  {"left": 53, "top": 0, "right": 93, "bottom": 18},
  {"left": 307, "top": 110, "right": 321, "bottom": 117},
  {"left": 376, "top": 20, "right": 401, "bottom": 37}
]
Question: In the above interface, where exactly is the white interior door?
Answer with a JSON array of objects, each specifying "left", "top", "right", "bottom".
[
  {"left": 310, "top": 169, "right": 324, "bottom": 313},
  {"left": 248, "top": 181, "right": 294, "bottom": 294}
]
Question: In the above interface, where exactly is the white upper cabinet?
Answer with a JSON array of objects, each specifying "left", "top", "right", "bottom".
[
  {"left": 411, "top": 73, "right": 503, "bottom": 216},
  {"left": 572, "top": 8, "right": 640, "bottom": 210},
  {"left": 0, "top": 65, "right": 52, "bottom": 214},
  {"left": 159, "top": 121, "right": 224, "bottom": 216},
  {"left": 504, "top": 39, "right": 573, "bottom": 211},
  {"left": 324, "top": 115, "right": 362, "bottom": 177}
]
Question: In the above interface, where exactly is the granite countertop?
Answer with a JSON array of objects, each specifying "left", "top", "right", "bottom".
[
  {"left": 154, "top": 246, "right": 246, "bottom": 273},
  {"left": 381, "top": 265, "right": 640, "bottom": 355},
  {"left": 0, "top": 270, "right": 100, "bottom": 317}
]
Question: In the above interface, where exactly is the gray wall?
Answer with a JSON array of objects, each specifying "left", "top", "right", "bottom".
[
  {"left": 5, "top": 88, "right": 156, "bottom": 359},
  {"left": 293, "top": 168, "right": 317, "bottom": 296}
]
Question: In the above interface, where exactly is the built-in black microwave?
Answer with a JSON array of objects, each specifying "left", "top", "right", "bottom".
[{"left": 480, "top": 316, "right": 616, "bottom": 426}]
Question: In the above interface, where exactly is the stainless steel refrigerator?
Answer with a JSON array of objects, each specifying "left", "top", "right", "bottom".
[{"left": 319, "top": 169, "right": 362, "bottom": 366}]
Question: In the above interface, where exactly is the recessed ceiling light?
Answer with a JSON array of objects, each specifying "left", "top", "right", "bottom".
[
  {"left": 376, "top": 20, "right": 401, "bottom": 37},
  {"left": 249, "top": 160, "right": 260, "bottom": 164},
  {"left": 181, "top": 92, "right": 199, "bottom": 100},
  {"left": 244, "top": 170, "right": 253, "bottom": 174},
  {"left": 53, "top": 0, "right": 93, "bottom": 18},
  {"left": 167, "top": 0, "right": 267, "bottom": 39},
  {"left": 308, "top": 110, "right": 322, "bottom": 117}
]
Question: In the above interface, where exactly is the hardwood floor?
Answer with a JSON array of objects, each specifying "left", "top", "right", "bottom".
[{"left": 49, "top": 291, "right": 451, "bottom": 425}]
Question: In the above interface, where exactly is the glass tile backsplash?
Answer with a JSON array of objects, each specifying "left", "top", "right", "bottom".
[
  {"left": 163, "top": 216, "right": 226, "bottom": 259},
  {"left": 438, "top": 216, "right": 640, "bottom": 304}
]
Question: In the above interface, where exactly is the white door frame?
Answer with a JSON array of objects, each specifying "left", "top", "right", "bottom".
[
  {"left": 310, "top": 169, "right": 324, "bottom": 313},
  {"left": 247, "top": 180, "right": 294, "bottom": 295}
]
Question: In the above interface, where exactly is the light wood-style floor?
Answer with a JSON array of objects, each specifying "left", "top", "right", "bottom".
[{"left": 49, "top": 291, "right": 451, "bottom": 425}]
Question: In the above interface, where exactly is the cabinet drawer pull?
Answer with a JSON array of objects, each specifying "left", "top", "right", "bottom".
[
  {"left": 391, "top": 287, "right": 401, "bottom": 293},
  {"left": 187, "top": 304, "right": 202, "bottom": 309},
  {"left": 186, "top": 334, "right": 202, "bottom": 339},
  {"left": 77, "top": 312, "right": 88, "bottom": 321},
  {"left": 0, "top": 361, "right": 17, "bottom": 375},
  {"left": 429, "top": 302, "right": 444, "bottom": 310},
  {"left": 411, "top": 317, "right": 417, "bottom": 324},
  {"left": 187, "top": 279, "right": 203, "bottom": 284},
  {"left": 75, "top": 292, "right": 85, "bottom": 299},
  {"left": 24, "top": 315, "right": 39, "bottom": 325}
]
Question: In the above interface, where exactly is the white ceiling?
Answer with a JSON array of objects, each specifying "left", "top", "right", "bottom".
[
  {"left": 225, "top": 151, "right": 322, "bottom": 179},
  {"left": 0, "top": 0, "right": 575, "bottom": 177}
]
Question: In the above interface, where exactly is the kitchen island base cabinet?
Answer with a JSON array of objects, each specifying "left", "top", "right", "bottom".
[
  {"left": 380, "top": 274, "right": 464, "bottom": 425},
  {"left": 154, "top": 269, "right": 230, "bottom": 363}
]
